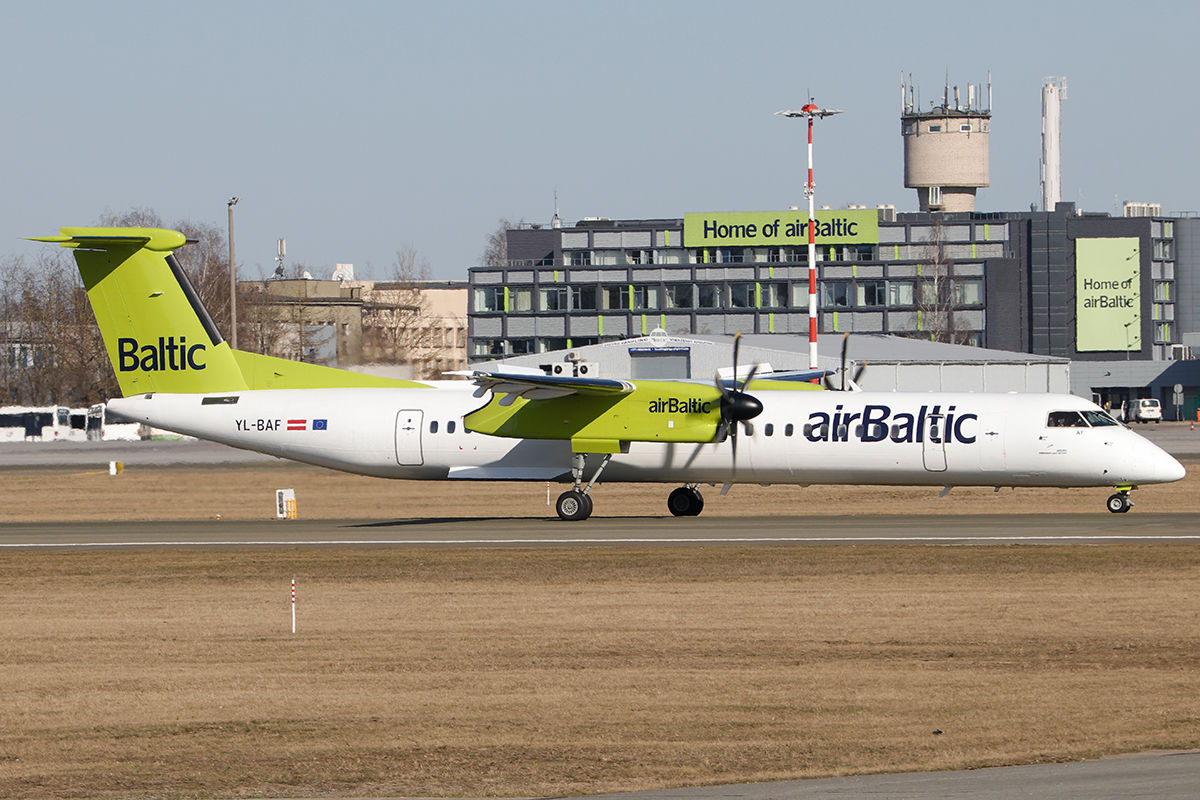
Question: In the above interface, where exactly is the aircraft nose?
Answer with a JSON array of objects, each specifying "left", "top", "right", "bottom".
[
  {"left": 1138, "top": 442, "right": 1186, "bottom": 484},
  {"left": 1158, "top": 452, "right": 1187, "bottom": 483}
]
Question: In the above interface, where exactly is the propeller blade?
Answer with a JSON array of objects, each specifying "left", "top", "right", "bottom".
[
  {"left": 740, "top": 363, "right": 760, "bottom": 391},
  {"left": 731, "top": 331, "right": 742, "bottom": 385},
  {"left": 839, "top": 332, "right": 849, "bottom": 391},
  {"left": 852, "top": 361, "right": 868, "bottom": 385},
  {"left": 729, "top": 418, "right": 739, "bottom": 474},
  {"left": 714, "top": 370, "right": 732, "bottom": 399}
]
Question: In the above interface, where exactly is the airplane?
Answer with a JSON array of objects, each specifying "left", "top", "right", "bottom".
[{"left": 34, "top": 226, "right": 1186, "bottom": 520}]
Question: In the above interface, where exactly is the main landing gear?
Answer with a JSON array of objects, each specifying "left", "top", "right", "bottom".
[
  {"left": 555, "top": 452, "right": 612, "bottom": 521},
  {"left": 554, "top": 455, "right": 710, "bottom": 521},
  {"left": 1106, "top": 489, "right": 1134, "bottom": 514},
  {"left": 667, "top": 485, "right": 704, "bottom": 517}
]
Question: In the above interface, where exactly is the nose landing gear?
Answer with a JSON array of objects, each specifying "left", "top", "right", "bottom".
[{"left": 1106, "top": 488, "right": 1134, "bottom": 514}]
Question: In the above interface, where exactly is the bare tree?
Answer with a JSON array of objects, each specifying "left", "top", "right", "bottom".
[
  {"left": 915, "top": 215, "right": 971, "bottom": 345},
  {"left": 480, "top": 218, "right": 513, "bottom": 267},
  {"left": 0, "top": 251, "right": 116, "bottom": 406},
  {"left": 361, "top": 246, "right": 443, "bottom": 378}
]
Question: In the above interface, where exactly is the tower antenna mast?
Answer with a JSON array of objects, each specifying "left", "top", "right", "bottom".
[{"left": 776, "top": 98, "right": 843, "bottom": 372}]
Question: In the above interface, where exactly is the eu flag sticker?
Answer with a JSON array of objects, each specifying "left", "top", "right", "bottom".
[{"left": 313, "top": 419, "right": 328, "bottom": 430}]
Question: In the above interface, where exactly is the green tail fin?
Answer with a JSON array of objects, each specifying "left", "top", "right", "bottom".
[
  {"left": 34, "top": 226, "right": 430, "bottom": 395},
  {"left": 33, "top": 227, "right": 248, "bottom": 395}
]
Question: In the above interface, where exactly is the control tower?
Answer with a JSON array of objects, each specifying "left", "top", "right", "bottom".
[{"left": 901, "top": 74, "right": 991, "bottom": 212}]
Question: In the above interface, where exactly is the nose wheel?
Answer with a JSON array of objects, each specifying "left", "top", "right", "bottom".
[{"left": 1106, "top": 491, "right": 1133, "bottom": 514}]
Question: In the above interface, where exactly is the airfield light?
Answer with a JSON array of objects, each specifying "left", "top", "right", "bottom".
[
  {"left": 227, "top": 196, "right": 239, "bottom": 350},
  {"left": 776, "top": 100, "right": 843, "bottom": 373}
]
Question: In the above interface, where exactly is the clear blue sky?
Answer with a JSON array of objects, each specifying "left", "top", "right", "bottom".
[{"left": 3, "top": 0, "right": 1196, "bottom": 279}]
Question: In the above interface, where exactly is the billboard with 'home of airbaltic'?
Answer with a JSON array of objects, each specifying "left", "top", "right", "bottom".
[{"left": 683, "top": 209, "right": 879, "bottom": 248}]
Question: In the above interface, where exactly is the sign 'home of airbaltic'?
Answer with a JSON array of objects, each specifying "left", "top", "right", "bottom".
[{"left": 683, "top": 209, "right": 879, "bottom": 248}]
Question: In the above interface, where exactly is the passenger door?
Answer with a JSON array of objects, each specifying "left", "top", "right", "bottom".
[{"left": 395, "top": 409, "right": 424, "bottom": 466}]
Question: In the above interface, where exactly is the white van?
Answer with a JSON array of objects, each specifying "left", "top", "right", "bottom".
[{"left": 1130, "top": 398, "right": 1162, "bottom": 423}]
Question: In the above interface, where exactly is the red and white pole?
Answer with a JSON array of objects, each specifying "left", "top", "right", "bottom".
[
  {"left": 291, "top": 577, "right": 296, "bottom": 634},
  {"left": 806, "top": 110, "right": 818, "bottom": 372},
  {"left": 776, "top": 100, "right": 843, "bottom": 373}
]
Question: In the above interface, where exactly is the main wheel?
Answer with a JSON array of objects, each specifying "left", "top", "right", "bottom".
[
  {"left": 1106, "top": 493, "right": 1131, "bottom": 514},
  {"left": 556, "top": 489, "right": 592, "bottom": 521},
  {"left": 667, "top": 486, "right": 704, "bottom": 517}
]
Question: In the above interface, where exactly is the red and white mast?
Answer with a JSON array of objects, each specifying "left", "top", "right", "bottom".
[{"left": 776, "top": 100, "right": 843, "bottom": 372}]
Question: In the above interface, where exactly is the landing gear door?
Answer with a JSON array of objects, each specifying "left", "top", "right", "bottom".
[
  {"left": 922, "top": 413, "right": 947, "bottom": 472},
  {"left": 395, "top": 409, "right": 424, "bottom": 466}
]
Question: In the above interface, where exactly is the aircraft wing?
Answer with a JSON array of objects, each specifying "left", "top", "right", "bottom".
[
  {"left": 469, "top": 370, "right": 635, "bottom": 400},
  {"left": 746, "top": 368, "right": 834, "bottom": 384}
]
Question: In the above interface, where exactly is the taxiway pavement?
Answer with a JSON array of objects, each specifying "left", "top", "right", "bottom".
[
  {"left": 549, "top": 749, "right": 1200, "bottom": 800},
  {"left": 2, "top": 512, "right": 1199, "bottom": 549}
]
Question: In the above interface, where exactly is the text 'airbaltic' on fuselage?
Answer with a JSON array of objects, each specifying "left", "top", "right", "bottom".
[{"left": 805, "top": 404, "right": 978, "bottom": 444}]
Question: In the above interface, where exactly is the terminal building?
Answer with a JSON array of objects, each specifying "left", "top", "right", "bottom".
[
  {"left": 467, "top": 204, "right": 1200, "bottom": 418},
  {"left": 466, "top": 75, "right": 1200, "bottom": 419}
]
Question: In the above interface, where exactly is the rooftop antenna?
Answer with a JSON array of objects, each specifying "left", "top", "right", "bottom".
[
  {"left": 552, "top": 187, "right": 562, "bottom": 229},
  {"left": 273, "top": 237, "right": 287, "bottom": 278}
]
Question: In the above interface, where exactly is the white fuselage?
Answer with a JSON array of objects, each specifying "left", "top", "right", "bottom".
[{"left": 108, "top": 384, "right": 1185, "bottom": 489}]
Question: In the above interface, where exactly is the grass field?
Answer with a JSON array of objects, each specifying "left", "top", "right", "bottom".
[{"left": 1, "top": 465, "right": 1199, "bottom": 798}]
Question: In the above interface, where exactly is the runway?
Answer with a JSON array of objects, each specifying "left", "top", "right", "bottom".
[
  {"left": 3, "top": 512, "right": 1199, "bottom": 549},
  {"left": 552, "top": 749, "right": 1200, "bottom": 800}
]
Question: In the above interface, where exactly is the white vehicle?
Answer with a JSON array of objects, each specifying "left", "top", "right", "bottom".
[
  {"left": 35, "top": 227, "right": 1187, "bottom": 519},
  {"left": 1130, "top": 398, "right": 1163, "bottom": 423}
]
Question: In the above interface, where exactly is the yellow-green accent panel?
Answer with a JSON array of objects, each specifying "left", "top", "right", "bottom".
[
  {"left": 684, "top": 209, "right": 878, "bottom": 247},
  {"left": 465, "top": 381, "right": 724, "bottom": 444},
  {"left": 1076, "top": 237, "right": 1141, "bottom": 352}
]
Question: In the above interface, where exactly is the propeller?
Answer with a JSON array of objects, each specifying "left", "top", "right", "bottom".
[
  {"left": 822, "top": 332, "right": 867, "bottom": 391},
  {"left": 714, "top": 332, "right": 763, "bottom": 469}
]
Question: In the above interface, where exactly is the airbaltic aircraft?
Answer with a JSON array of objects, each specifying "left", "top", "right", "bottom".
[{"left": 37, "top": 227, "right": 1185, "bottom": 520}]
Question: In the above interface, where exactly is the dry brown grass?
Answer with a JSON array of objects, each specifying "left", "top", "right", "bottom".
[
  {"left": 0, "top": 459, "right": 1198, "bottom": 521},
  {"left": 1, "top": 545, "right": 1199, "bottom": 798}
]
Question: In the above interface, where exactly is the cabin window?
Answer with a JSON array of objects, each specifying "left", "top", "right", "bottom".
[
  {"left": 743, "top": 422, "right": 755, "bottom": 436},
  {"left": 764, "top": 423, "right": 774, "bottom": 436},
  {"left": 804, "top": 422, "right": 830, "bottom": 439},
  {"left": 447, "top": 420, "right": 456, "bottom": 434},
  {"left": 785, "top": 423, "right": 794, "bottom": 437},
  {"left": 430, "top": 420, "right": 439, "bottom": 433}
]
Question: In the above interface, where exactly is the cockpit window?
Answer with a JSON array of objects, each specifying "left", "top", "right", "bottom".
[
  {"left": 1081, "top": 410, "right": 1119, "bottom": 427},
  {"left": 1047, "top": 411, "right": 1088, "bottom": 428}
]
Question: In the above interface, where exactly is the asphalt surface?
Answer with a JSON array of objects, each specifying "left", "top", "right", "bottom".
[
  {"left": 547, "top": 749, "right": 1200, "bottom": 800},
  {"left": 2, "top": 513, "right": 1199, "bottom": 549}
]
